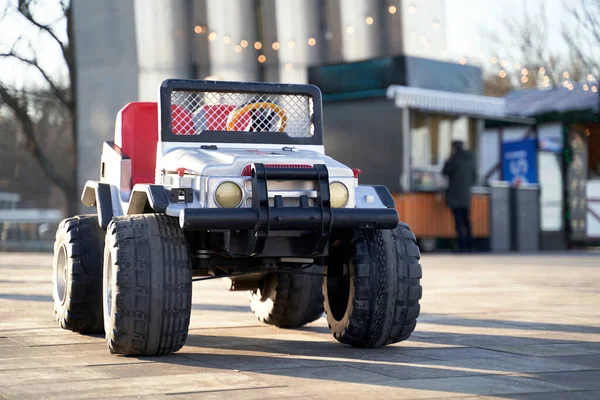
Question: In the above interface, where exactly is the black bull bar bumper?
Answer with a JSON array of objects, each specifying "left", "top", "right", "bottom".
[
  {"left": 181, "top": 207, "right": 399, "bottom": 231},
  {"left": 179, "top": 163, "right": 398, "bottom": 256}
]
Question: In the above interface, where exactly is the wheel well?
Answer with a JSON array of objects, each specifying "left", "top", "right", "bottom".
[
  {"left": 128, "top": 191, "right": 154, "bottom": 214},
  {"left": 80, "top": 181, "right": 114, "bottom": 230}
]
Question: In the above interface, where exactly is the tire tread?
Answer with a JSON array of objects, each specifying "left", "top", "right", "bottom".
[
  {"left": 53, "top": 215, "right": 104, "bottom": 333},
  {"left": 325, "top": 222, "right": 423, "bottom": 348},
  {"left": 250, "top": 266, "right": 324, "bottom": 328},
  {"left": 105, "top": 214, "right": 192, "bottom": 356}
]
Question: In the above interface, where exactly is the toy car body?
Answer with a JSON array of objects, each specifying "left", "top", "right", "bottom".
[{"left": 52, "top": 79, "right": 423, "bottom": 355}]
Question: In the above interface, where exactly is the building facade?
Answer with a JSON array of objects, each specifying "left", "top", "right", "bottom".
[{"left": 73, "top": 0, "right": 447, "bottom": 201}]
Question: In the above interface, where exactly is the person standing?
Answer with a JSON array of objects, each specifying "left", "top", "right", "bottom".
[{"left": 442, "top": 140, "right": 477, "bottom": 253}]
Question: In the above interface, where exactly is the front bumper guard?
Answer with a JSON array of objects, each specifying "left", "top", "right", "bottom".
[
  {"left": 179, "top": 163, "right": 399, "bottom": 256},
  {"left": 180, "top": 207, "right": 399, "bottom": 231}
]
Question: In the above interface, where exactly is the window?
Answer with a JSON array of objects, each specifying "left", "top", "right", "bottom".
[
  {"left": 412, "top": 112, "right": 431, "bottom": 166},
  {"left": 588, "top": 124, "right": 600, "bottom": 179},
  {"left": 411, "top": 111, "right": 478, "bottom": 167}
]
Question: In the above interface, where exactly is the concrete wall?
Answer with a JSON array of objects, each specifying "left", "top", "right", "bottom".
[
  {"left": 339, "top": 0, "right": 386, "bottom": 61},
  {"left": 205, "top": 0, "right": 260, "bottom": 81},
  {"left": 73, "top": 0, "right": 139, "bottom": 210},
  {"left": 323, "top": 0, "right": 344, "bottom": 63},
  {"left": 323, "top": 98, "right": 404, "bottom": 191},
  {"left": 134, "top": 0, "right": 193, "bottom": 101},
  {"left": 275, "top": 0, "right": 325, "bottom": 83},
  {"left": 191, "top": 0, "right": 211, "bottom": 79},
  {"left": 260, "top": 0, "right": 280, "bottom": 83}
]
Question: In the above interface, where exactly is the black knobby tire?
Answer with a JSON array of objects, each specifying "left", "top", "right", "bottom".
[
  {"left": 52, "top": 215, "right": 105, "bottom": 333},
  {"left": 323, "top": 223, "right": 422, "bottom": 347},
  {"left": 103, "top": 214, "right": 192, "bottom": 356},
  {"left": 249, "top": 265, "right": 324, "bottom": 328}
]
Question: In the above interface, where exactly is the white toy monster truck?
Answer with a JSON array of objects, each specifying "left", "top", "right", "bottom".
[{"left": 52, "top": 79, "right": 422, "bottom": 356}]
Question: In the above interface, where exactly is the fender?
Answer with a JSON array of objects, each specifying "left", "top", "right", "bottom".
[
  {"left": 126, "top": 184, "right": 170, "bottom": 214},
  {"left": 82, "top": 181, "right": 171, "bottom": 228},
  {"left": 354, "top": 185, "right": 396, "bottom": 209},
  {"left": 372, "top": 185, "right": 396, "bottom": 209},
  {"left": 81, "top": 181, "right": 116, "bottom": 230}
]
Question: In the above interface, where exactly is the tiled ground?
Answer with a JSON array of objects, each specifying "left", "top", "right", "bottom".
[{"left": 0, "top": 252, "right": 599, "bottom": 399}]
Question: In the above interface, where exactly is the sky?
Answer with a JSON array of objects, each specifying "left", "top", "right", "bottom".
[
  {"left": 445, "top": 0, "right": 568, "bottom": 66},
  {"left": 0, "top": 0, "right": 577, "bottom": 89},
  {"left": 0, "top": 0, "right": 68, "bottom": 88}
]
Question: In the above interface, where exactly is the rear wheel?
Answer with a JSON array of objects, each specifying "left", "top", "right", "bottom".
[
  {"left": 249, "top": 266, "right": 324, "bottom": 328},
  {"left": 324, "top": 223, "right": 423, "bottom": 347},
  {"left": 52, "top": 215, "right": 104, "bottom": 333},
  {"left": 103, "top": 214, "right": 192, "bottom": 356}
]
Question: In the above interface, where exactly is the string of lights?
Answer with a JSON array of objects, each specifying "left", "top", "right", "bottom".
[
  {"left": 191, "top": 2, "right": 409, "bottom": 65},
  {"left": 457, "top": 52, "right": 598, "bottom": 90},
  {"left": 192, "top": 3, "right": 598, "bottom": 87}
]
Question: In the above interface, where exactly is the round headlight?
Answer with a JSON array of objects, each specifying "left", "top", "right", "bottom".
[
  {"left": 215, "top": 181, "right": 243, "bottom": 208},
  {"left": 330, "top": 182, "right": 349, "bottom": 208}
]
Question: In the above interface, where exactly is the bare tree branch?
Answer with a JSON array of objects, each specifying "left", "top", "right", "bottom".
[
  {"left": 59, "top": 0, "right": 68, "bottom": 15},
  {"left": 563, "top": 0, "right": 600, "bottom": 78},
  {"left": 581, "top": 1, "right": 600, "bottom": 45},
  {"left": 563, "top": 32, "right": 600, "bottom": 76},
  {"left": 16, "top": 0, "right": 74, "bottom": 84},
  {"left": 17, "top": 0, "right": 65, "bottom": 50},
  {"left": 0, "top": 50, "right": 72, "bottom": 108},
  {"left": 485, "top": 3, "right": 574, "bottom": 92},
  {"left": 0, "top": 0, "right": 78, "bottom": 215},
  {"left": 0, "top": 1, "right": 9, "bottom": 21},
  {"left": 0, "top": 83, "right": 74, "bottom": 194}
]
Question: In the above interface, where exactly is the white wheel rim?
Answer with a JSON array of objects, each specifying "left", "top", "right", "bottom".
[
  {"left": 104, "top": 253, "right": 113, "bottom": 324},
  {"left": 55, "top": 245, "right": 68, "bottom": 304}
]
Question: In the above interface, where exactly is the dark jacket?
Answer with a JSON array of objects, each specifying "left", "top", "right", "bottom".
[{"left": 442, "top": 149, "right": 477, "bottom": 209}]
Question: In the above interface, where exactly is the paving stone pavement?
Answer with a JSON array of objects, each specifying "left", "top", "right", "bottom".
[{"left": 0, "top": 252, "right": 599, "bottom": 399}]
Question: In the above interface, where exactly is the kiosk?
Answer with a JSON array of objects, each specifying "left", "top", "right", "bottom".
[
  {"left": 309, "top": 55, "right": 533, "bottom": 251},
  {"left": 503, "top": 86, "right": 600, "bottom": 247}
]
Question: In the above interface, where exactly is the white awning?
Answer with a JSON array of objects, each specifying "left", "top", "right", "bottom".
[{"left": 386, "top": 85, "right": 507, "bottom": 119}]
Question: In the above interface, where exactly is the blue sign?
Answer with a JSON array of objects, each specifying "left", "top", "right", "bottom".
[
  {"left": 502, "top": 138, "right": 538, "bottom": 185},
  {"left": 538, "top": 136, "right": 563, "bottom": 153}
]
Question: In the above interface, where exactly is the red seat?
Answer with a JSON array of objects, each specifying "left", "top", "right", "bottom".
[
  {"left": 171, "top": 104, "right": 195, "bottom": 135},
  {"left": 203, "top": 104, "right": 251, "bottom": 131},
  {"left": 114, "top": 102, "right": 159, "bottom": 187}
]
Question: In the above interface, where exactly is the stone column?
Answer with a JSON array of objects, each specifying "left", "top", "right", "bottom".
[
  {"left": 134, "top": 0, "right": 193, "bottom": 101},
  {"left": 275, "top": 0, "right": 325, "bottom": 84},
  {"left": 205, "top": 0, "right": 260, "bottom": 81},
  {"left": 73, "top": 0, "right": 139, "bottom": 211},
  {"left": 339, "top": 0, "right": 386, "bottom": 61}
]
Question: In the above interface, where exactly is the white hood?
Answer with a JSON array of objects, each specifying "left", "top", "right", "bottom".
[{"left": 159, "top": 146, "right": 353, "bottom": 178}]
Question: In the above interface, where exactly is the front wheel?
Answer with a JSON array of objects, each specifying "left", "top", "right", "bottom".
[
  {"left": 103, "top": 214, "right": 192, "bottom": 356},
  {"left": 323, "top": 223, "right": 423, "bottom": 348}
]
